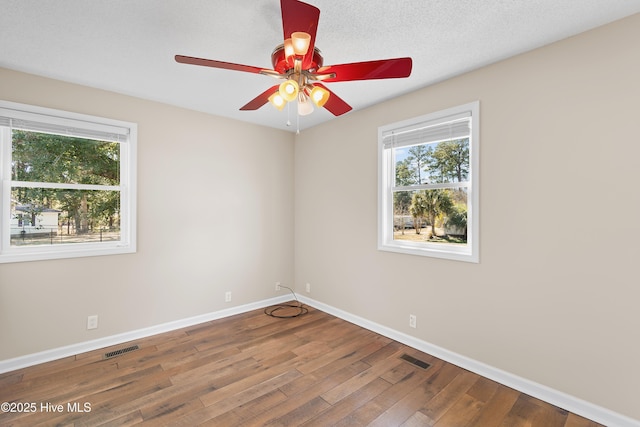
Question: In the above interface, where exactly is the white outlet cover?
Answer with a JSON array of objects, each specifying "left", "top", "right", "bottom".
[
  {"left": 87, "top": 315, "right": 98, "bottom": 330},
  {"left": 409, "top": 314, "right": 417, "bottom": 328}
]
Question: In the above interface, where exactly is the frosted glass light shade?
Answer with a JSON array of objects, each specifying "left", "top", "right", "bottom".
[
  {"left": 297, "top": 97, "right": 314, "bottom": 116},
  {"left": 291, "top": 32, "right": 311, "bottom": 56},
  {"left": 284, "top": 38, "right": 295, "bottom": 59},
  {"left": 310, "top": 86, "right": 330, "bottom": 108},
  {"left": 268, "top": 92, "right": 286, "bottom": 110},
  {"left": 279, "top": 80, "right": 299, "bottom": 102}
]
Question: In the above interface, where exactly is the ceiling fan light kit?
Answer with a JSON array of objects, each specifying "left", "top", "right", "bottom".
[
  {"left": 291, "top": 31, "right": 312, "bottom": 56},
  {"left": 297, "top": 92, "right": 314, "bottom": 116},
  {"left": 279, "top": 79, "right": 300, "bottom": 102},
  {"left": 283, "top": 38, "right": 295, "bottom": 59},
  {"left": 309, "top": 85, "right": 329, "bottom": 108},
  {"left": 268, "top": 92, "right": 286, "bottom": 111},
  {"left": 175, "top": 0, "right": 413, "bottom": 120}
]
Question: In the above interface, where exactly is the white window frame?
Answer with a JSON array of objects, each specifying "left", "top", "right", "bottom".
[
  {"left": 0, "top": 100, "right": 137, "bottom": 263},
  {"left": 378, "top": 101, "right": 479, "bottom": 263}
]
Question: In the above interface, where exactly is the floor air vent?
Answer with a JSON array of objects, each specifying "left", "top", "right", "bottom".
[
  {"left": 400, "top": 353, "right": 431, "bottom": 370},
  {"left": 103, "top": 345, "right": 140, "bottom": 359}
]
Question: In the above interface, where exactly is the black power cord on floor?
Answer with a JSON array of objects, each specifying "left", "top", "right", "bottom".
[{"left": 264, "top": 285, "right": 309, "bottom": 318}]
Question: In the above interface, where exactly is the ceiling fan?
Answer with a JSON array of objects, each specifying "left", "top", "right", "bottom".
[{"left": 175, "top": 0, "right": 412, "bottom": 118}]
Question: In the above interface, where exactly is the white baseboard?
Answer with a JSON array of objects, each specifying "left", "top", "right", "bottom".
[
  {"left": 0, "top": 295, "right": 291, "bottom": 375},
  {"left": 296, "top": 295, "right": 640, "bottom": 427},
  {"left": 2, "top": 294, "right": 637, "bottom": 427}
]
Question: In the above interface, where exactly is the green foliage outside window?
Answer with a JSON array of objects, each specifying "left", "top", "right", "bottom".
[
  {"left": 393, "top": 138, "right": 469, "bottom": 243},
  {"left": 11, "top": 130, "right": 121, "bottom": 244}
]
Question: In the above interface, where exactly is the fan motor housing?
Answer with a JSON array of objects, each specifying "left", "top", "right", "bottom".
[{"left": 271, "top": 45, "right": 324, "bottom": 74}]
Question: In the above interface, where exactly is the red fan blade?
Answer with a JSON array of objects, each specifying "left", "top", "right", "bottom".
[
  {"left": 175, "top": 55, "right": 271, "bottom": 75},
  {"left": 240, "top": 85, "right": 280, "bottom": 111},
  {"left": 281, "top": 0, "right": 320, "bottom": 69},
  {"left": 318, "top": 57, "right": 412, "bottom": 82},
  {"left": 314, "top": 83, "right": 352, "bottom": 116}
]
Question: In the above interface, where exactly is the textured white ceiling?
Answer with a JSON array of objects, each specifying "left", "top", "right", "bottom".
[{"left": 1, "top": 1, "right": 639, "bottom": 132}]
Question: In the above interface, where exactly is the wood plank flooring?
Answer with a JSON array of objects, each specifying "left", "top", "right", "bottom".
[{"left": 0, "top": 304, "right": 604, "bottom": 426}]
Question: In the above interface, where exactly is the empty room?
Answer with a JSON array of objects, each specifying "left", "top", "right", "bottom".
[{"left": 1, "top": 1, "right": 639, "bottom": 426}]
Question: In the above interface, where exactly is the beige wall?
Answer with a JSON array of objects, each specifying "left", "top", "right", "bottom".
[
  {"left": 294, "top": 14, "right": 640, "bottom": 421},
  {"left": 0, "top": 68, "right": 295, "bottom": 358}
]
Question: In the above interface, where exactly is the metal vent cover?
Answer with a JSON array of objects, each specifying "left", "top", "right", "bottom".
[
  {"left": 103, "top": 345, "right": 140, "bottom": 359},
  {"left": 400, "top": 353, "right": 431, "bottom": 370}
]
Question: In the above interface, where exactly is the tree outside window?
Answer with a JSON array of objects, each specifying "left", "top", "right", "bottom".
[{"left": 11, "top": 130, "right": 121, "bottom": 246}]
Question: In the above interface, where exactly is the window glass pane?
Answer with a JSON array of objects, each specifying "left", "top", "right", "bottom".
[
  {"left": 394, "top": 144, "right": 434, "bottom": 185},
  {"left": 393, "top": 137, "right": 469, "bottom": 185},
  {"left": 11, "top": 130, "right": 119, "bottom": 185},
  {"left": 10, "top": 188, "right": 121, "bottom": 246},
  {"left": 392, "top": 188, "right": 468, "bottom": 245}
]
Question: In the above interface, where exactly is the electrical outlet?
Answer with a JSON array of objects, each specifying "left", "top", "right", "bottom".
[
  {"left": 409, "top": 314, "right": 417, "bottom": 329},
  {"left": 275, "top": 282, "right": 281, "bottom": 291},
  {"left": 305, "top": 282, "right": 311, "bottom": 293},
  {"left": 225, "top": 291, "right": 232, "bottom": 302},
  {"left": 87, "top": 315, "right": 98, "bottom": 330}
]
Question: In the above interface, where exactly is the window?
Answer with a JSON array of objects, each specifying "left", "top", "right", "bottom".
[
  {"left": 378, "top": 101, "right": 478, "bottom": 262},
  {"left": 0, "top": 100, "right": 137, "bottom": 263}
]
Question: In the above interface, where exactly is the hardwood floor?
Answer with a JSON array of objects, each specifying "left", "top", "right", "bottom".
[{"left": 0, "top": 304, "right": 603, "bottom": 426}]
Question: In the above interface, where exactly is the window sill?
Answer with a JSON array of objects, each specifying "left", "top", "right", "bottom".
[
  {"left": 0, "top": 243, "right": 136, "bottom": 264},
  {"left": 378, "top": 241, "right": 478, "bottom": 263}
]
